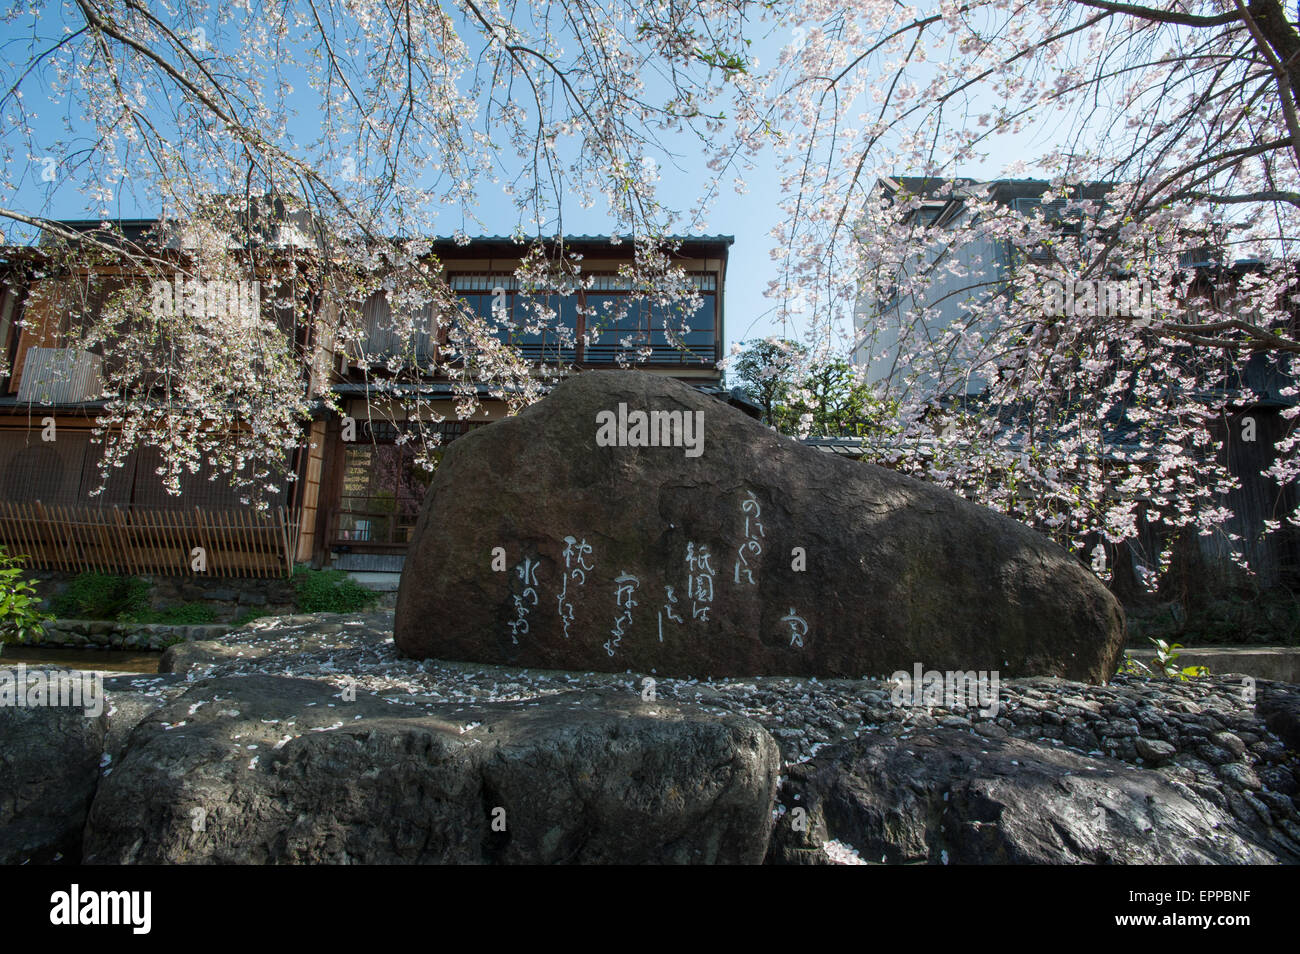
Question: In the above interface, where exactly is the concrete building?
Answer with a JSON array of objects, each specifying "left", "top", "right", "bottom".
[{"left": 853, "top": 175, "right": 1106, "bottom": 396}]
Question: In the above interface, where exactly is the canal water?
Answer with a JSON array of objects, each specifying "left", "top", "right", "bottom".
[{"left": 0, "top": 645, "right": 161, "bottom": 674}]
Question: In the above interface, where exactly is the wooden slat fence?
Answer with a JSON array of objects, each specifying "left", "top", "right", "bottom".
[{"left": 0, "top": 503, "right": 300, "bottom": 578}]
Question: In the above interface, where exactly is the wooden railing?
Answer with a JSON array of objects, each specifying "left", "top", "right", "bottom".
[
  {"left": 0, "top": 503, "right": 300, "bottom": 578},
  {"left": 332, "top": 497, "right": 420, "bottom": 547}
]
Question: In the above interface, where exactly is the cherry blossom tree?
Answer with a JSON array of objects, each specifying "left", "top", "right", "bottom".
[
  {"left": 5, "top": 0, "right": 1300, "bottom": 590},
  {"left": 0, "top": 0, "right": 747, "bottom": 502},
  {"left": 755, "top": 0, "right": 1300, "bottom": 587}
]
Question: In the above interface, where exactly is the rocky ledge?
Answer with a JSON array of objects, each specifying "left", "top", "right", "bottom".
[
  {"left": 3, "top": 611, "right": 1298, "bottom": 864},
  {"left": 31, "top": 619, "right": 233, "bottom": 651}
]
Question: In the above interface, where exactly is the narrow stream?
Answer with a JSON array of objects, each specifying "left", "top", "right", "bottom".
[{"left": 1, "top": 645, "right": 161, "bottom": 674}]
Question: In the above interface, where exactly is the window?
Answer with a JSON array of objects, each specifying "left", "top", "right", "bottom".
[
  {"left": 360, "top": 286, "right": 442, "bottom": 360},
  {"left": 913, "top": 206, "right": 943, "bottom": 227},
  {"left": 582, "top": 274, "right": 644, "bottom": 363},
  {"left": 450, "top": 274, "right": 579, "bottom": 362},
  {"left": 336, "top": 443, "right": 428, "bottom": 546},
  {"left": 333, "top": 419, "right": 476, "bottom": 546},
  {"left": 1013, "top": 196, "right": 1082, "bottom": 235},
  {"left": 582, "top": 273, "right": 717, "bottom": 365},
  {"left": 447, "top": 271, "right": 717, "bottom": 366},
  {"left": 515, "top": 293, "right": 580, "bottom": 362},
  {"left": 1179, "top": 248, "right": 1217, "bottom": 268}
]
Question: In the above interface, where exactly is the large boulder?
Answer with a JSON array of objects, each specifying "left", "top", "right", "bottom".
[
  {"left": 0, "top": 669, "right": 104, "bottom": 865},
  {"left": 1257, "top": 680, "right": 1300, "bottom": 752},
  {"left": 395, "top": 370, "right": 1124, "bottom": 680},
  {"left": 766, "top": 728, "right": 1287, "bottom": 864},
  {"left": 83, "top": 674, "right": 779, "bottom": 864},
  {"left": 0, "top": 669, "right": 184, "bottom": 864}
]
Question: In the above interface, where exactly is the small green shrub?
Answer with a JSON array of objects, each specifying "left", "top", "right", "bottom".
[
  {"left": 1116, "top": 640, "right": 1210, "bottom": 681},
  {"left": 52, "top": 572, "right": 150, "bottom": 622},
  {"left": 0, "top": 547, "right": 52, "bottom": 644},
  {"left": 133, "top": 603, "right": 218, "bottom": 625},
  {"left": 293, "top": 567, "right": 380, "bottom": 614},
  {"left": 1116, "top": 652, "right": 1150, "bottom": 677},
  {"left": 1150, "top": 638, "right": 1210, "bottom": 681}
]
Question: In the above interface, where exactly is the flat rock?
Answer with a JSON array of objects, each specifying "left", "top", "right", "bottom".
[
  {"left": 767, "top": 727, "right": 1287, "bottom": 864},
  {"left": 83, "top": 674, "right": 780, "bottom": 864},
  {"left": 395, "top": 370, "right": 1124, "bottom": 680},
  {"left": 1135, "top": 737, "right": 1177, "bottom": 764},
  {"left": 159, "top": 613, "right": 388, "bottom": 676}
]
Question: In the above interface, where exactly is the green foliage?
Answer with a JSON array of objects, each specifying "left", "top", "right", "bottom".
[
  {"left": 1150, "top": 638, "right": 1210, "bottom": 681},
  {"left": 51, "top": 574, "right": 217, "bottom": 625},
  {"left": 730, "top": 340, "right": 894, "bottom": 437},
  {"left": 0, "top": 547, "right": 52, "bottom": 644},
  {"left": 1116, "top": 640, "right": 1211, "bottom": 681},
  {"left": 730, "top": 338, "right": 807, "bottom": 427},
  {"left": 132, "top": 603, "right": 218, "bottom": 625},
  {"left": 1116, "top": 652, "right": 1151, "bottom": 677},
  {"left": 51, "top": 571, "right": 150, "bottom": 622},
  {"left": 292, "top": 567, "right": 380, "bottom": 614},
  {"left": 774, "top": 358, "right": 896, "bottom": 438}
]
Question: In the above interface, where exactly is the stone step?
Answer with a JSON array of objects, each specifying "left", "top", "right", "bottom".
[{"left": 1126, "top": 646, "right": 1300, "bottom": 682}]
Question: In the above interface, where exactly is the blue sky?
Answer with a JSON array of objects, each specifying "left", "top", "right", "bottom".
[{"left": 5, "top": 3, "right": 1040, "bottom": 371}]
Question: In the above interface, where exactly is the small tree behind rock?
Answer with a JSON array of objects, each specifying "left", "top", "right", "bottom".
[{"left": 0, "top": 547, "right": 51, "bottom": 645}]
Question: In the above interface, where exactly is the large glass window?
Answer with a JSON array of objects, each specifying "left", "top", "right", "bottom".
[
  {"left": 449, "top": 271, "right": 718, "bottom": 366},
  {"left": 514, "top": 292, "right": 580, "bottom": 362},
  {"left": 582, "top": 276, "right": 648, "bottom": 363},
  {"left": 449, "top": 274, "right": 578, "bottom": 362},
  {"left": 583, "top": 273, "right": 717, "bottom": 365},
  {"left": 336, "top": 443, "right": 428, "bottom": 546}
]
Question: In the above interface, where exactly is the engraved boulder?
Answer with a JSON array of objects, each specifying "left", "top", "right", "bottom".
[{"left": 394, "top": 370, "right": 1125, "bottom": 681}]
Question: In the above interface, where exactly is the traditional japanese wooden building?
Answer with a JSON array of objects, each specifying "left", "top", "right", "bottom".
[{"left": 0, "top": 219, "right": 735, "bottom": 581}]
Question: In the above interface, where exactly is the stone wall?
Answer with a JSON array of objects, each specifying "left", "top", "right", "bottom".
[
  {"left": 30, "top": 570, "right": 297, "bottom": 623},
  {"left": 34, "top": 619, "right": 233, "bottom": 651}
]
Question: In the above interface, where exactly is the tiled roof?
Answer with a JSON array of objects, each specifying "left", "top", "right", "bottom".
[{"left": 7, "top": 220, "right": 734, "bottom": 246}]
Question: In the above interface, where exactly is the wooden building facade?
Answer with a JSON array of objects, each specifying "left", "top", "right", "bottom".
[{"left": 0, "top": 225, "right": 733, "bottom": 577}]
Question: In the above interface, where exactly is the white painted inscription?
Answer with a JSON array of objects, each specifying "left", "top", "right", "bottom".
[
  {"left": 604, "top": 571, "right": 640, "bottom": 657},
  {"left": 686, "top": 542, "right": 715, "bottom": 621},
  {"left": 782, "top": 608, "right": 809, "bottom": 649},
  {"left": 508, "top": 557, "right": 540, "bottom": 644},
  {"left": 734, "top": 491, "right": 764, "bottom": 584},
  {"left": 557, "top": 535, "right": 594, "bottom": 638},
  {"left": 658, "top": 584, "right": 684, "bottom": 642}
]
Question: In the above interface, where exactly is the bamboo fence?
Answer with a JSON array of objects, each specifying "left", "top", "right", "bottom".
[{"left": 0, "top": 502, "right": 300, "bottom": 578}]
